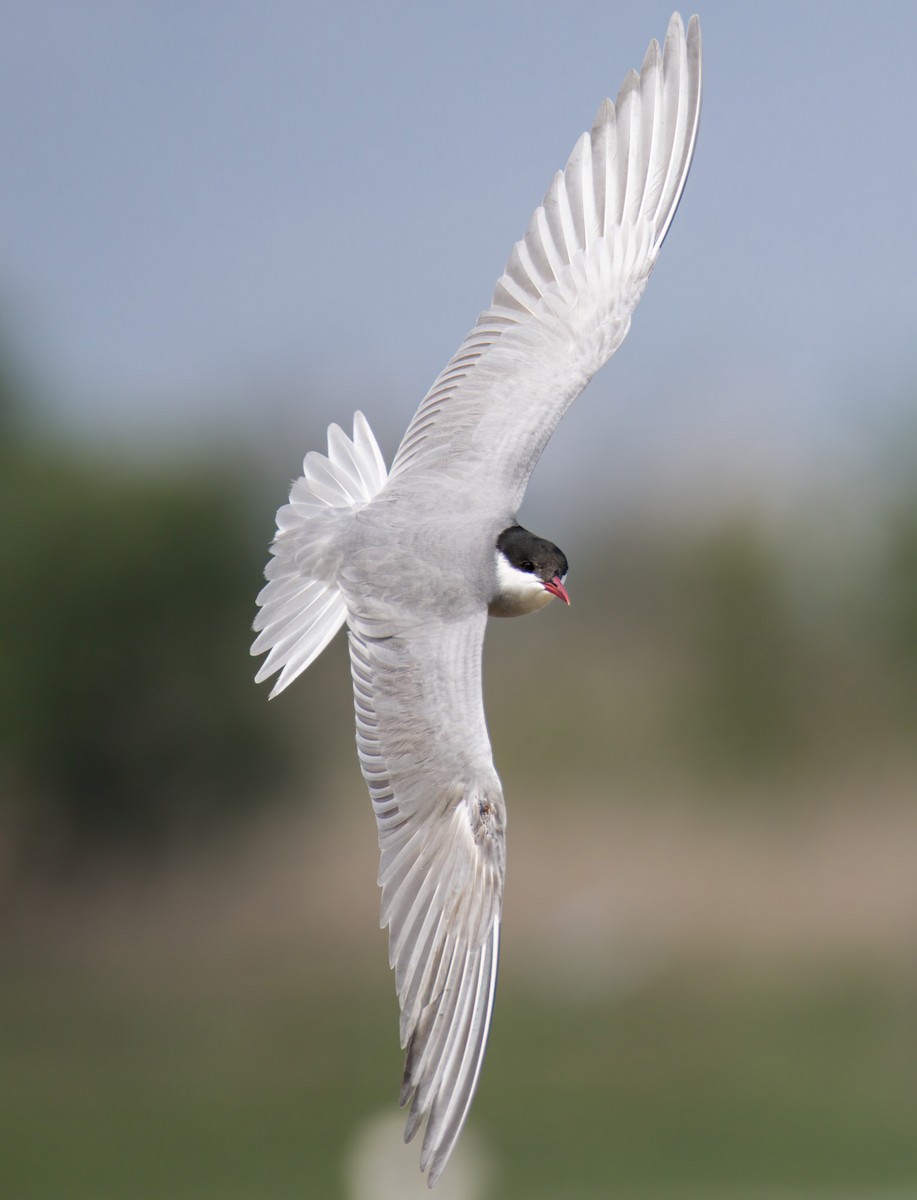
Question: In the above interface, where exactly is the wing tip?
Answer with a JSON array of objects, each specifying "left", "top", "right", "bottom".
[{"left": 398, "top": 921, "right": 501, "bottom": 1186}]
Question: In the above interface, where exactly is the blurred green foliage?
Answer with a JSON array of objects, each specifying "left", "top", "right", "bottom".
[
  {"left": 1, "top": 952, "right": 915, "bottom": 1200},
  {"left": 0, "top": 430, "right": 292, "bottom": 863},
  {"left": 883, "top": 499, "right": 917, "bottom": 691},
  {"left": 671, "top": 521, "right": 804, "bottom": 771}
]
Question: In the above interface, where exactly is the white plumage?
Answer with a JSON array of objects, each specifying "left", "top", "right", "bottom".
[{"left": 253, "top": 12, "right": 702, "bottom": 1186}]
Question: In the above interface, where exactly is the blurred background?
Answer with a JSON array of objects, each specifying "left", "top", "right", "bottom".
[{"left": 2, "top": 2, "right": 916, "bottom": 1197}]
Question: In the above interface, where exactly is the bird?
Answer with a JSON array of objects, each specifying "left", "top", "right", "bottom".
[{"left": 252, "top": 11, "right": 702, "bottom": 1186}]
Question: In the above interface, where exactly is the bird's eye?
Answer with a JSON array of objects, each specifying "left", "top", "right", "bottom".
[{"left": 521, "top": 560, "right": 534, "bottom": 572}]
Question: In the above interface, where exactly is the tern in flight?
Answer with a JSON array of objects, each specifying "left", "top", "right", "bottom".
[{"left": 253, "top": 12, "right": 701, "bottom": 1186}]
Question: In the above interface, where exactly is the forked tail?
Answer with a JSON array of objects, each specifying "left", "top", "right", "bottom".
[{"left": 251, "top": 411, "right": 388, "bottom": 698}]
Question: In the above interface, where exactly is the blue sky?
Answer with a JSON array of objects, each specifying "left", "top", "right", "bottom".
[{"left": 3, "top": 2, "right": 916, "bottom": 520}]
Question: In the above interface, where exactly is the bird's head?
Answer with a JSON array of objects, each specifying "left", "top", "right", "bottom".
[{"left": 489, "top": 525, "right": 570, "bottom": 617}]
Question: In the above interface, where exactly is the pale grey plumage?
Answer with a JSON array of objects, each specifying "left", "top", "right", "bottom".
[
  {"left": 391, "top": 13, "right": 702, "bottom": 515},
  {"left": 253, "top": 12, "right": 702, "bottom": 1187},
  {"left": 349, "top": 616, "right": 503, "bottom": 1182}
]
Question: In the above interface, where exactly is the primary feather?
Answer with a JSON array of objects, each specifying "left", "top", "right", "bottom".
[
  {"left": 390, "top": 13, "right": 701, "bottom": 513},
  {"left": 349, "top": 616, "right": 504, "bottom": 1185}
]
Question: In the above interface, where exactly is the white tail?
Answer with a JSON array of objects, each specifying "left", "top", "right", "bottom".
[{"left": 252, "top": 411, "right": 388, "bottom": 697}]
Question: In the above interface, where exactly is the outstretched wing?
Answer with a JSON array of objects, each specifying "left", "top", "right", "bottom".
[
  {"left": 390, "top": 12, "right": 702, "bottom": 514},
  {"left": 348, "top": 612, "right": 504, "bottom": 1187}
]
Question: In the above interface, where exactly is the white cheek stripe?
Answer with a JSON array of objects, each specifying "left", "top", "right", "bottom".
[{"left": 495, "top": 552, "right": 544, "bottom": 600}]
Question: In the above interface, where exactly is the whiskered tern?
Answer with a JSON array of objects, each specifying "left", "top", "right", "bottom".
[{"left": 253, "top": 12, "right": 702, "bottom": 1185}]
